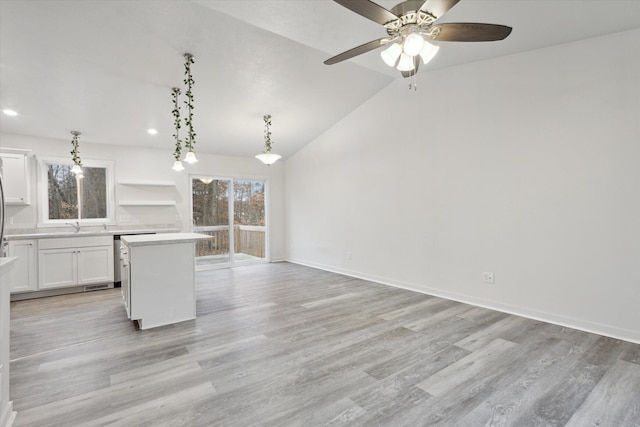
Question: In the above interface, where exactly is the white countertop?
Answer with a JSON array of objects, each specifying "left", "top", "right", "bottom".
[
  {"left": 0, "top": 257, "right": 17, "bottom": 272},
  {"left": 120, "top": 233, "right": 213, "bottom": 246},
  {"left": 5, "top": 227, "right": 180, "bottom": 240}
]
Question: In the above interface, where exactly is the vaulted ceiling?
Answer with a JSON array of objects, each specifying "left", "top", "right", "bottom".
[{"left": 1, "top": 0, "right": 639, "bottom": 159}]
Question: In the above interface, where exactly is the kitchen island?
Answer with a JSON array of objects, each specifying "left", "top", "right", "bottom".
[{"left": 120, "top": 233, "right": 212, "bottom": 330}]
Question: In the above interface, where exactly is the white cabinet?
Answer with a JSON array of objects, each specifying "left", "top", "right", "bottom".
[
  {"left": 1, "top": 258, "right": 18, "bottom": 427},
  {"left": 7, "top": 240, "right": 37, "bottom": 293},
  {"left": 38, "top": 236, "right": 114, "bottom": 290},
  {"left": 77, "top": 246, "right": 113, "bottom": 285},
  {"left": 0, "top": 149, "right": 31, "bottom": 205},
  {"left": 120, "top": 233, "right": 210, "bottom": 330},
  {"left": 38, "top": 248, "right": 76, "bottom": 289}
]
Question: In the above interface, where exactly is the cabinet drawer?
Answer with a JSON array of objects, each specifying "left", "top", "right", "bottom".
[{"left": 39, "top": 235, "right": 112, "bottom": 250}]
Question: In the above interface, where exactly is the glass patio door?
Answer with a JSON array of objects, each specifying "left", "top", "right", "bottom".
[{"left": 191, "top": 177, "right": 266, "bottom": 269}]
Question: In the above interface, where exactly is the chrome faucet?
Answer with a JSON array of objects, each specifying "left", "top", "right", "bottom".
[{"left": 66, "top": 221, "right": 81, "bottom": 233}]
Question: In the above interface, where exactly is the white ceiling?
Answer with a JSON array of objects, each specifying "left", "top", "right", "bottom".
[{"left": 1, "top": 0, "right": 639, "bottom": 159}]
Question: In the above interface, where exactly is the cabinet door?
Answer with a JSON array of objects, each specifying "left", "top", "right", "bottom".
[
  {"left": 0, "top": 262, "right": 13, "bottom": 427},
  {"left": 0, "top": 152, "right": 30, "bottom": 205},
  {"left": 38, "top": 248, "right": 77, "bottom": 289},
  {"left": 77, "top": 246, "right": 114, "bottom": 285},
  {"left": 8, "top": 240, "right": 37, "bottom": 293}
]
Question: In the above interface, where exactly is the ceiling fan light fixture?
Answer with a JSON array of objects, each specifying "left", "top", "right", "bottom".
[
  {"left": 396, "top": 53, "right": 415, "bottom": 71},
  {"left": 380, "top": 43, "right": 402, "bottom": 67},
  {"left": 419, "top": 41, "right": 440, "bottom": 64},
  {"left": 403, "top": 33, "right": 424, "bottom": 56}
]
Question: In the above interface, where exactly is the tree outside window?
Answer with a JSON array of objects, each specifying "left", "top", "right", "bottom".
[{"left": 40, "top": 157, "right": 114, "bottom": 223}]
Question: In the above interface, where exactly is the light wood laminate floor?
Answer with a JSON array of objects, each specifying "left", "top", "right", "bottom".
[{"left": 9, "top": 262, "right": 640, "bottom": 426}]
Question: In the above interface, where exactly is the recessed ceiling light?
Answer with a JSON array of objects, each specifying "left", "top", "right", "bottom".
[
  {"left": 2, "top": 109, "right": 18, "bottom": 117},
  {"left": 147, "top": 128, "right": 158, "bottom": 135}
]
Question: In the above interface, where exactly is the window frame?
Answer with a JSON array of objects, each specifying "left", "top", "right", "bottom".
[
  {"left": 38, "top": 156, "right": 116, "bottom": 226},
  {"left": 189, "top": 174, "right": 271, "bottom": 269}
]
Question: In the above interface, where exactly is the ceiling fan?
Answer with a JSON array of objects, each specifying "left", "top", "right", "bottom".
[{"left": 324, "top": 0, "right": 512, "bottom": 78}]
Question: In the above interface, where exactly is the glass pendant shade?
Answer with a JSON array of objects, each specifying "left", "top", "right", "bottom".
[
  {"left": 381, "top": 43, "right": 402, "bottom": 67},
  {"left": 183, "top": 150, "right": 198, "bottom": 164},
  {"left": 403, "top": 33, "right": 424, "bottom": 56},
  {"left": 172, "top": 160, "right": 185, "bottom": 171},
  {"left": 396, "top": 53, "right": 416, "bottom": 71},
  {"left": 71, "top": 164, "right": 83, "bottom": 175},
  {"left": 419, "top": 41, "right": 440, "bottom": 64},
  {"left": 255, "top": 152, "right": 282, "bottom": 165}
]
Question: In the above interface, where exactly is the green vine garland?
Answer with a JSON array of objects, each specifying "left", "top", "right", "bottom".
[
  {"left": 183, "top": 53, "right": 196, "bottom": 151},
  {"left": 263, "top": 115, "right": 273, "bottom": 153},
  {"left": 70, "top": 131, "right": 82, "bottom": 166},
  {"left": 171, "top": 87, "right": 182, "bottom": 161}
]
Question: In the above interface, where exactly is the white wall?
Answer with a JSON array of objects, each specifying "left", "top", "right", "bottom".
[
  {"left": 284, "top": 29, "right": 640, "bottom": 343},
  {"left": 1, "top": 133, "right": 286, "bottom": 261}
]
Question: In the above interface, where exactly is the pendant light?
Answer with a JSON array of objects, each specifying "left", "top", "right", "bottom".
[
  {"left": 70, "top": 131, "right": 83, "bottom": 178},
  {"left": 255, "top": 114, "right": 282, "bottom": 165},
  {"left": 182, "top": 53, "right": 198, "bottom": 164},
  {"left": 170, "top": 87, "right": 185, "bottom": 171}
]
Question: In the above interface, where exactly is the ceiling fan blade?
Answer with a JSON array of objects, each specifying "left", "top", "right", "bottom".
[
  {"left": 333, "top": 0, "right": 399, "bottom": 26},
  {"left": 432, "top": 23, "right": 512, "bottom": 42},
  {"left": 419, "top": 0, "right": 461, "bottom": 20},
  {"left": 324, "top": 38, "right": 387, "bottom": 65}
]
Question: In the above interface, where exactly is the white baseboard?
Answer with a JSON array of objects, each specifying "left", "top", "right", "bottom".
[
  {"left": 0, "top": 401, "right": 16, "bottom": 427},
  {"left": 286, "top": 258, "right": 640, "bottom": 345}
]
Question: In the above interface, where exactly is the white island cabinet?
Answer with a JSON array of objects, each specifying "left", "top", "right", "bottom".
[
  {"left": 120, "top": 233, "right": 212, "bottom": 330},
  {"left": 1, "top": 258, "right": 18, "bottom": 427}
]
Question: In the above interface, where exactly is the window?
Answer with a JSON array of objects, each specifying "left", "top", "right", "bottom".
[{"left": 39, "top": 157, "right": 115, "bottom": 224}]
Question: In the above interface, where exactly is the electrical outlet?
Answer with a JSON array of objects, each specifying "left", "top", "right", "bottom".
[
  {"left": 483, "top": 272, "right": 495, "bottom": 284},
  {"left": 119, "top": 215, "right": 130, "bottom": 223},
  {"left": 347, "top": 251, "right": 352, "bottom": 260},
  {"left": 8, "top": 217, "right": 14, "bottom": 225}
]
